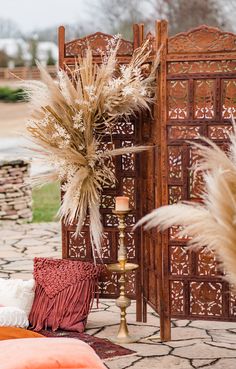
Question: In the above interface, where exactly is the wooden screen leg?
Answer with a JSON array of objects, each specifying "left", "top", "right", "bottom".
[
  {"left": 160, "top": 313, "right": 171, "bottom": 341},
  {"left": 142, "top": 299, "right": 147, "bottom": 323},
  {"left": 136, "top": 295, "right": 142, "bottom": 322}
]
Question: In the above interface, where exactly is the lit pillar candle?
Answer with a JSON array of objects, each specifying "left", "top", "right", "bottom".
[{"left": 115, "top": 196, "right": 130, "bottom": 211}]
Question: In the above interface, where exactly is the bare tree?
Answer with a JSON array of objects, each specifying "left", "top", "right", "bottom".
[
  {"left": 0, "top": 18, "right": 21, "bottom": 38},
  {"left": 28, "top": 35, "right": 38, "bottom": 67},
  {"left": 34, "top": 23, "right": 88, "bottom": 44},
  {"left": 14, "top": 44, "right": 25, "bottom": 67},
  {"left": 88, "top": 0, "right": 144, "bottom": 39},
  {"left": 91, "top": 0, "right": 235, "bottom": 38},
  {"left": 0, "top": 50, "right": 9, "bottom": 67},
  {"left": 146, "top": 0, "right": 232, "bottom": 35}
]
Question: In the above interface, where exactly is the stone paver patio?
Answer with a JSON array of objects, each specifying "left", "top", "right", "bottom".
[{"left": 1, "top": 222, "right": 236, "bottom": 368}]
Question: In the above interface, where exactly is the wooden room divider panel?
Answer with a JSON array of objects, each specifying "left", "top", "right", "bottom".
[
  {"left": 59, "top": 21, "right": 236, "bottom": 341},
  {"left": 58, "top": 24, "right": 150, "bottom": 321},
  {"left": 145, "top": 21, "right": 236, "bottom": 341}
]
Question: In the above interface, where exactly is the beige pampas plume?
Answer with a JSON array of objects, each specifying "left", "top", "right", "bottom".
[
  {"left": 25, "top": 36, "right": 159, "bottom": 260},
  {"left": 135, "top": 118, "right": 236, "bottom": 285}
]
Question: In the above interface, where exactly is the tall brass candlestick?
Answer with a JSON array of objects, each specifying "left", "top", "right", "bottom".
[{"left": 107, "top": 209, "right": 139, "bottom": 344}]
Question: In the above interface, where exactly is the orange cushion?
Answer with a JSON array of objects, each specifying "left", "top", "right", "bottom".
[
  {"left": 0, "top": 327, "right": 43, "bottom": 340},
  {"left": 0, "top": 337, "right": 106, "bottom": 369}
]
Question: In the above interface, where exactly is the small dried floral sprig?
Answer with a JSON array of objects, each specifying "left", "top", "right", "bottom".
[
  {"left": 24, "top": 36, "right": 159, "bottom": 259},
  {"left": 135, "top": 119, "right": 236, "bottom": 286}
]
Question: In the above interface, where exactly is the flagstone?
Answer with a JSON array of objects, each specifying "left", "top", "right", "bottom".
[
  {"left": 0, "top": 259, "right": 10, "bottom": 264},
  {"left": 173, "top": 342, "right": 236, "bottom": 359},
  {"left": 192, "top": 359, "right": 217, "bottom": 368},
  {"left": 170, "top": 327, "right": 209, "bottom": 341},
  {"left": 95, "top": 323, "right": 159, "bottom": 341},
  {"left": 105, "top": 355, "right": 140, "bottom": 369},
  {"left": 24, "top": 246, "right": 55, "bottom": 254},
  {"left": 208, "top": 329, "right": 236, "bottom": 344},
  {"left": 0, "top": 250, "right": 23, "bottom": 257},
  {"left": 190, "top": 320, "right": 236, "bottom": 330},
  {"left": 120, "top": 342, "right": 171, "bottom": 357},
  {"left": 164, "top": 338, "right": 209, "bottom": 348},
  {"left": 0, "top": 271, "right": 10, "bottom": 278},
  {"left": 2, "top": 259, "right": 33, "bottom": 271},
  {"left": 173, "top": 319, "right": 191, "bottom": 327},
  {"left": 10, "top": 272, "right": 33, "bottom": 279},
  {"left": 126, "top": 356, "right": 193, "bottom": 369},
  {"left": 14, "top": 239, "right": 47, "bottom": 247},
  {"left": 1, "top": 221, "right": 236, "bottom": 368},
  {"left": 202, "top": 358, "right": 236, "bottom": 368},
  {"left": 85, "top": 328, "right": 103, "bottom": 336}
]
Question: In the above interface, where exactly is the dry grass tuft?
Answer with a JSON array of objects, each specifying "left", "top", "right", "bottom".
[
  {"left": 25, "top": 37, "right": 159, "bottom": 258},
  {"left": 136, "top": 119, "right": 236, "bottom": 285}
]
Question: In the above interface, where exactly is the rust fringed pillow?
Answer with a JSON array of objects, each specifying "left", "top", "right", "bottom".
[{"left": 29, "top": 258, "right": 105, "bottom": 333}]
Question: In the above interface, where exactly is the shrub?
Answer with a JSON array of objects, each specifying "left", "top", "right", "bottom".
[{"left": 0, "top": 86, "right": 26, "bottom": 102}]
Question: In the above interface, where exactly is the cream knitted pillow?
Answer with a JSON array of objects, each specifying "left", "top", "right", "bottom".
[
  {"left": 0, "top": 278, "right": 35, "bottom": 317},
  {"left": 0, "top": 306, "right": 29, "bottom": 328}
]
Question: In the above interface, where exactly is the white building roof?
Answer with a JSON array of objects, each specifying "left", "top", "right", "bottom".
[
  {"left": 0, "top": 38, "right": 29, "bottom": 59},
  {"left": 37, "top": 41, "right": 58, "bottom": 63},
  {"left": 0, "top": 38, "right": 58, "bottom": 64}
]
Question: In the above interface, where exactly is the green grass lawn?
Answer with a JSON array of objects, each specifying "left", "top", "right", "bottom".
[{"left": 32, "top": 182, "right": 61, "bottom": 223}]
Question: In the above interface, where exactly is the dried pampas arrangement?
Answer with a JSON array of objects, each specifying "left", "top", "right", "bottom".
[
  {"left": 24, "top": 36, "right": 158, "bottom": 259},
  {"left": 136, "top": 120, "right": 236, "bottom": 285}
]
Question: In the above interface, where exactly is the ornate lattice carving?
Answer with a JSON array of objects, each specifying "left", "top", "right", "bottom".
[
  {"left": 169, "top": 185, "right": 183, "bottom": 204},
  {"left": 122, "top": 178, "right": 135, "bottom": 208},
  {"left": 222, "top": 79, "right": 236, "bottom": 119},
  {"left": 168, "top": 146, "right": 183, "bottom": 181},
  {"left": 188, "top": 147, "right": 204, "bottom": 200},
  {"left": 121, "top": 141, "right": 135, "bottom": 172},
  {"left": 190, "top": 282, "right": 223, "bottom": 316},
  {"left": 101, "top": 195, "right": 115, "bottom": 209},
  {"left": 194, "top": 79, "right": 215, "bottom": 119},
  {"left": 168, "top": 80, "right": 188, "bottom": 119},
  {"left": 126, "top": 271, "right": 136, "bottom": 295},
  {"left": 170, "top": 281, "right": 184, "bottom": 314},
  {"left": 100, "top": 232, "right": 113, "bottom": 260},
  {"left": 168, "top": 126, "right": 202, "bottom": 141},
  {"left": 168, "top": 26, "right": 236, "bottom": 53},
  {"left": 230, "top": 292, "right": 236, "bottom": 316},
  {"left": 100, "top": 272, "right": 118, "bottom": 296},
  {"left": 164, "top": 24, "right": 236, "bottom": 324},
  {"left": 113, "top": 121, "right": 135, "bottom": 135},
  {"left": 170, "top": 246, "right": 189, "bottom": 275},
  {"left": 68, "top": 231, "right": 88, "bottom": 259},
  {"left": 104, "top": 214, "right": 119, "bottom": 227},
  {"left": 208, "top": 125, "right": 233, "bottom": 140},
  {"left": 196, "top": 248, "right": 218, "bottom": 276},
  {"left": 125, "top": 230, "right": 136, "bottom": 259},
  {"left": 168, "top": 60, "right": 236, "bottom": 74},
  {"left": 169, "top": 225, "right": 189, "bottom": 242},
  {"left": 65, "top": 32, "right": 133, "bottom": 57}
]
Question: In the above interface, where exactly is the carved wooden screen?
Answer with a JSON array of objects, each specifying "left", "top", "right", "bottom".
[
  {"left": 143, "top": 21, "right": 236, "bottom": 341},
  {"left": 58, "top": 25, "right": 145, "bottom": 319}
]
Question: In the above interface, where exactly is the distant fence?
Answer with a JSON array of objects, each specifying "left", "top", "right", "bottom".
[{"left": 0, "top": 66, "right": 57, "bottom": 80}]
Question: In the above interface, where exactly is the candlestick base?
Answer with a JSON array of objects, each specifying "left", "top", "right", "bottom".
[
  {"left": 109, "top": 334, "right": 139, "bottom": 344},
  {"left": 107, "top": 207, "right": 140, "bottom": 344},
  {"left": 107, "top": 262, "right": 139, "bottom": 273}
]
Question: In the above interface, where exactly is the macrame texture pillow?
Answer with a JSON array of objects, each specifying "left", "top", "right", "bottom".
[{"left": 29, "top": 258, "right": 105, "bottom": 333}]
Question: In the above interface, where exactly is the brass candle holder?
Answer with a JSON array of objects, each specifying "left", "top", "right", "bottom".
[{"left": 107, "top": 209, "right": 139, "bottom": 344}]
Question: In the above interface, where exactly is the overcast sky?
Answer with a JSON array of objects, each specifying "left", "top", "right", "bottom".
[{"left": 1, "top": 0, "right": 97, "bottom": 32}]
